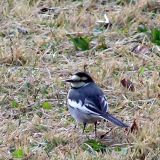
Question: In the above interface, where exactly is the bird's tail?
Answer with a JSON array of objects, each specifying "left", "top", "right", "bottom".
[{"left": 100, "top": 112, "right": 129, "bottom": 128}]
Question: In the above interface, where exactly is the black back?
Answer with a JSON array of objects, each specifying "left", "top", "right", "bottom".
[{"left": 68, "top": 82, "right": 108, "bottom": 114}]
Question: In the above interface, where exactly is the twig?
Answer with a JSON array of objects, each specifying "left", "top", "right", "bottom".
[
  {"left": 26, "top": 98, "right": 60, "bottom": 107},
  {"left": 45, "top": 66, "right": 52, "bottom": 79},
  {"left": 110, "top": 143, "right": 134, "bottom": 147},
  {"left": 9, "top": 36, "right": 14, "bottom": 62}
]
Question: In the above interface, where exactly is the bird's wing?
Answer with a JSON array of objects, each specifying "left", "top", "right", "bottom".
[
  {"left": 68, "top": 99, "right": 100, "bottom": 115},
  {"left": 84, "top": 95, "right": 108, "bottom": 114},
  {"left": 68, "top": 94, "right": 108, "bottom": 115}
]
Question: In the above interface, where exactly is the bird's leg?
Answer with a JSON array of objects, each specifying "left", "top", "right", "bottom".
[
  {"left": 94, "top": 122, "right": 97, "bottom": 137},
  {"left": 83, "top": 123, "right": 87, "bottom": 133},
  {"left": 100, "top": 128, "right": 113, "bottom": 139},
  {"left": 74, "top": 123, "right": 77, "bottom": 129}
]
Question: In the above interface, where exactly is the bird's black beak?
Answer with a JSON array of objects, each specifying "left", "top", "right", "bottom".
[{"left": 65, "top": 79, "right": 73, "bottom": 83}]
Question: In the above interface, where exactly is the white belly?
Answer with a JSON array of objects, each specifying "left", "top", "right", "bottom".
[{"left": 68, "top": 106, "right": 101, "bottom": 124}]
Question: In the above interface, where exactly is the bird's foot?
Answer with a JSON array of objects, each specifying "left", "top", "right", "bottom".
[{"left": 100, "top": 128, "right": 113, "bottom": 139}]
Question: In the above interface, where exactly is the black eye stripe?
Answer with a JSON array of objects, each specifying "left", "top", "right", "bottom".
[
  {"left": 73, "top": 80, "right": 81, "bottom": 82},
  {"left": 73, "top": 80, "right": 85, "bottom": 82},
  {"left": 74, "top": 72, "right": 94, "bottom": 83}
]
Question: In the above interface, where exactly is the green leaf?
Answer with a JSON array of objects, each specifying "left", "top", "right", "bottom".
[
  {"left": 0, "top": 32, "right": 5, "bottom": 37},
  {"left": 114, "top": 147, "right": 128, "bottom": 155},
  {"left": 116, "top": 0, "right": 136, "bottom": 5},
  {"left": 82, "top": 139, "right": 106, "bottom": 153},
  {"left": 41, "top": 102, "right": 52, "bottom": 110},
  {"left": 69, "top": 36, "right": 90, "bottom": 51},
  {"left": 36, "top": 111, "right": 43, "bottom": 117},
  {"left": 35, "top": 124, "right": 48, "bottom": 132},
  {"left": 137, "top": 24, "right": 148, "bottom": 33},
  {"left": 28, "top": 0, "right": 39, "bottom": 6},
  {"left": 151, "top": 28, "right": 160, "bottom": 46},
  {"left": 11, "top": 100, "right": 19, "bottom": 108},
  {"left": 139, "top": 66, "right": 145, "bottom": 75},
  {"left": 12, "top": 148, "right": 24, "bottom": 158},
  {"left": 44, "top": 138, "right": 68, "bottom": 154},
  {"left": 24, "top": 82, "right": 32, "bottom": 88}
]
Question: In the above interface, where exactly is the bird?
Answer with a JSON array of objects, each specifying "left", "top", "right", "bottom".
[{"left": 65, "top": 71, "right": 129, "bottom": 137}]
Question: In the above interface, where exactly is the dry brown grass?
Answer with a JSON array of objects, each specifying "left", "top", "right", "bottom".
[{"left": 0, "top": 0, "right": 160, "bottom": 159}]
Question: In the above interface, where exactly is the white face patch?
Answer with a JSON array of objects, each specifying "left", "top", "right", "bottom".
[
  {"left": 71, "top": 82, "right": 85, "bottom": 88},
  {"left": 81, "top": 77, "right": 88, "bottom": 81},
  {"left": 69, "top": 74, "right": 89, "bottom": 88},
  {"left": 71, "top": 75, "right": 80, "bottom": 81}
]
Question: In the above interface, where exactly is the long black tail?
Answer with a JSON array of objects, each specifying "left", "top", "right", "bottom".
[{"left": 101, "top": 112, "right": 129, "bottom": 128}]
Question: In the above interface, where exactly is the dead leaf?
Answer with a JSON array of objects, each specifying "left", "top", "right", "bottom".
[
  {"left": 83, "top": 63, "right": 88, "bottom": 72},
  {"left": 0, "top": 95, "right": 6, "bottom": 101},
  {"left": 17, "top": 26, "right": 28, "bottom": 35},
  {"left": 96, "top": 14, "right": 112, "bottom": 28},
  {"left": 139, "top": 153, "right": 145, "bottom": 160},
  {"left": 121, "top": 78, "right": 135, "bottom": 91},
  {"left": 40, "top": 7, "right": 49, "bottom": 13},
  {"left": 0, "top": 50, "right": 27, "bottom": 66},
  {"left": 132, "top": 44, "right": 150, "bottom": 55},
  {"left": 157, "top": 93, "right": 160, "bottom": 99},
  {"left": 130, "top": 119, "right": 139, "bottom": 133}
]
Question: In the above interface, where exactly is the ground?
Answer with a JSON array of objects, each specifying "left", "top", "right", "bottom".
[{"left": 0, "top": 0, "right": 160, "bottom": 159}]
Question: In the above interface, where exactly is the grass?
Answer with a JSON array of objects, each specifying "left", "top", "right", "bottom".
[{"left": 0, "top": 0, "right": 160, "bottom": 159}]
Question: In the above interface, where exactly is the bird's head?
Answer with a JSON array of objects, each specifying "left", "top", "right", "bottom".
[{"left": 65, "top": 72, "right": 94, "bottom": 88}]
